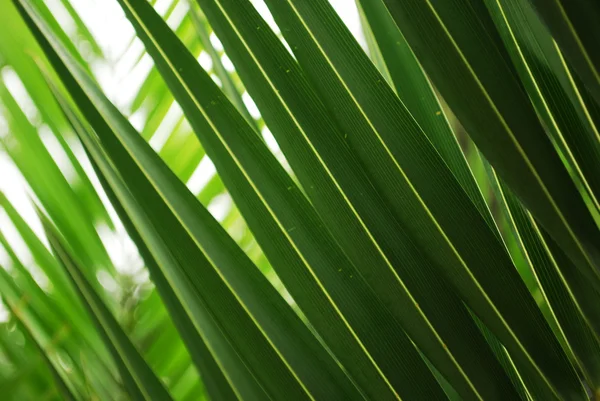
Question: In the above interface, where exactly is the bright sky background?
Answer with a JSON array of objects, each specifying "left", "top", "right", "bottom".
[{"left": 0, "top": 0, "right": 365, "bottom": 320}]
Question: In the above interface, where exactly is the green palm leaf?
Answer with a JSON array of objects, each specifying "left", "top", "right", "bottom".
[{"left": 1, "top": 0, "right": 599, "bottom": 399}]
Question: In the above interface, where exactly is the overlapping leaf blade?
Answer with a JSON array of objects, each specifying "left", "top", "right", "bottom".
[
  {"left": 485, "top": 0, "right": 600, "bottom": 215},
  {"left": 186, "top": 1, "right": 256, "bottom": 128},
  {"left": 527, "top": 0, "right": 600, "bottom": 105},
  {"left": 356, "top": 0, "right": 494, "bottom": 226},
  {"left": 110, "top": 0, "right": 524, "bottom": 396},
  {"left": 380, "top": 0, "right": 600, "bottom": 293},
  {"left": 15, "top": 2, "right": 371, "bottom": 400},
  {"left": 70, "top": 0, "right": 460, "bottom": 391},
  {"left": 258, "top": 0, "right": 585, "bottom": 399},
  {"left": 497, "top": 177, "right": 600, "bottom": 390},
  {"left": 184, "top": 0, "right": 523, "bottom": 399},
  {"left": 483, "top": 0, "right": 600, "bottom": 339}
]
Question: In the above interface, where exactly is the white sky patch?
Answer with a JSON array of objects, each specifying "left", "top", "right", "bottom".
[
  {"left": 0, "top": 114, "right": 8, "bottom": 139},
  {"left": 209, "top": 32, "right": 224, "bottom": 52},
  {"left": 261, "top": 126, "right": 292, "bottom": 172},
  {"left": 166, "top": 0, "right": 189, "bottom": 29},
  {"left": 97, "top": 223, "right": 144, "bottom": 275},
  {"left": 149, "top": 101, "right": 181, "bottom": 151},
  {"left": 330, "top": 0, "right": 366, "bottom": 49},
  {"left": 0, "top": 242, "right": 12, "bottom": 271},
  {"left": 0, "top": 154, "right": 46, "bottom": 242},
  {"left": 67, "top": 137, "right": 122, "bottom": 227},
  {"left": 242, "top": 92, "right": 261, "bottom": 119},
  {"left": 261, "top": 126, "right": 281, "bottom": 154},
  {"left": 39, "top": 125, "right": 77, "bottom": 185},
  {"left": 67, "top": 0, "right": 134, "bottom": 58},
  {"left": 210, "top": 73, "right": 222, "bottom": 88},
  {"left": 207, "top": 193, "right": 232, "bottom": 223},
  {"left": 197, "top": 51, "right": 213, "bottom": 71},
  {"left": 186, "top": 155, "right": 216, "bottom": 195},
  {"left": 281, "top": 39, "right": 295, "bottom": 58},
  {"left": 153, "top": 0, "right": 173, "bottom": 16},
  {"left": 129, "top": 107, "right": 148, "bottom": 132},
  {"left": 249, "top": 0, "right": 280, "bottom": 34},
  {"left": 45, "top": 0, "right": 77, "bottom": 37},
  {"left": 113, "top": 38, "right": 145, "bottom": 80},
  {"left": 120, "top": 53, "right": 155, "bottom": 109},
  {"left": 2, "top": 67, "right": 40, "bottom": 126},
  {"left": 93, "top": 46, "right": 154, "bottom": 110},
  {"left": 0, "top": 300, "right": 9, "bottom": 323},
  {"left": 27, "top": 263, "right": 51, "bottom": 292},
  {"left": 220, "top": 54, "right": 235, "bottom": 73},
  {"left": 97, "top": 268, "right": 119, "bottom": 293},
  {"left": 0, "top": 210, "right": 33, "bottom": 268}
]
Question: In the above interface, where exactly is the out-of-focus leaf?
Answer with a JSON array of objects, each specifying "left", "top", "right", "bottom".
[
  {"left": 0, "top": 81, "right": 113, "bottom": 281},
  {"left": 41, "top": 214, "right": 174, "bottom": 401},
  {"left": 50, "top": 83, "right": 233, "bottom": 401},
  {"left": 4, "top": 296, "right": 78, "bottom": 401}
]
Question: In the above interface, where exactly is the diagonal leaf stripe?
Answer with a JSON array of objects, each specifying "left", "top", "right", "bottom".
[
  {"left": 109, "top": 0, "right": 528, "bottom": 396},
  {"left": 64, "top": 127, "right": 275, "bottom": 401},
  {"left": 483, "top": 0, "right": 600, "bottom": 339},
  {"left": 185, "top": 0, "right": 257, "bottom": 130}
]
